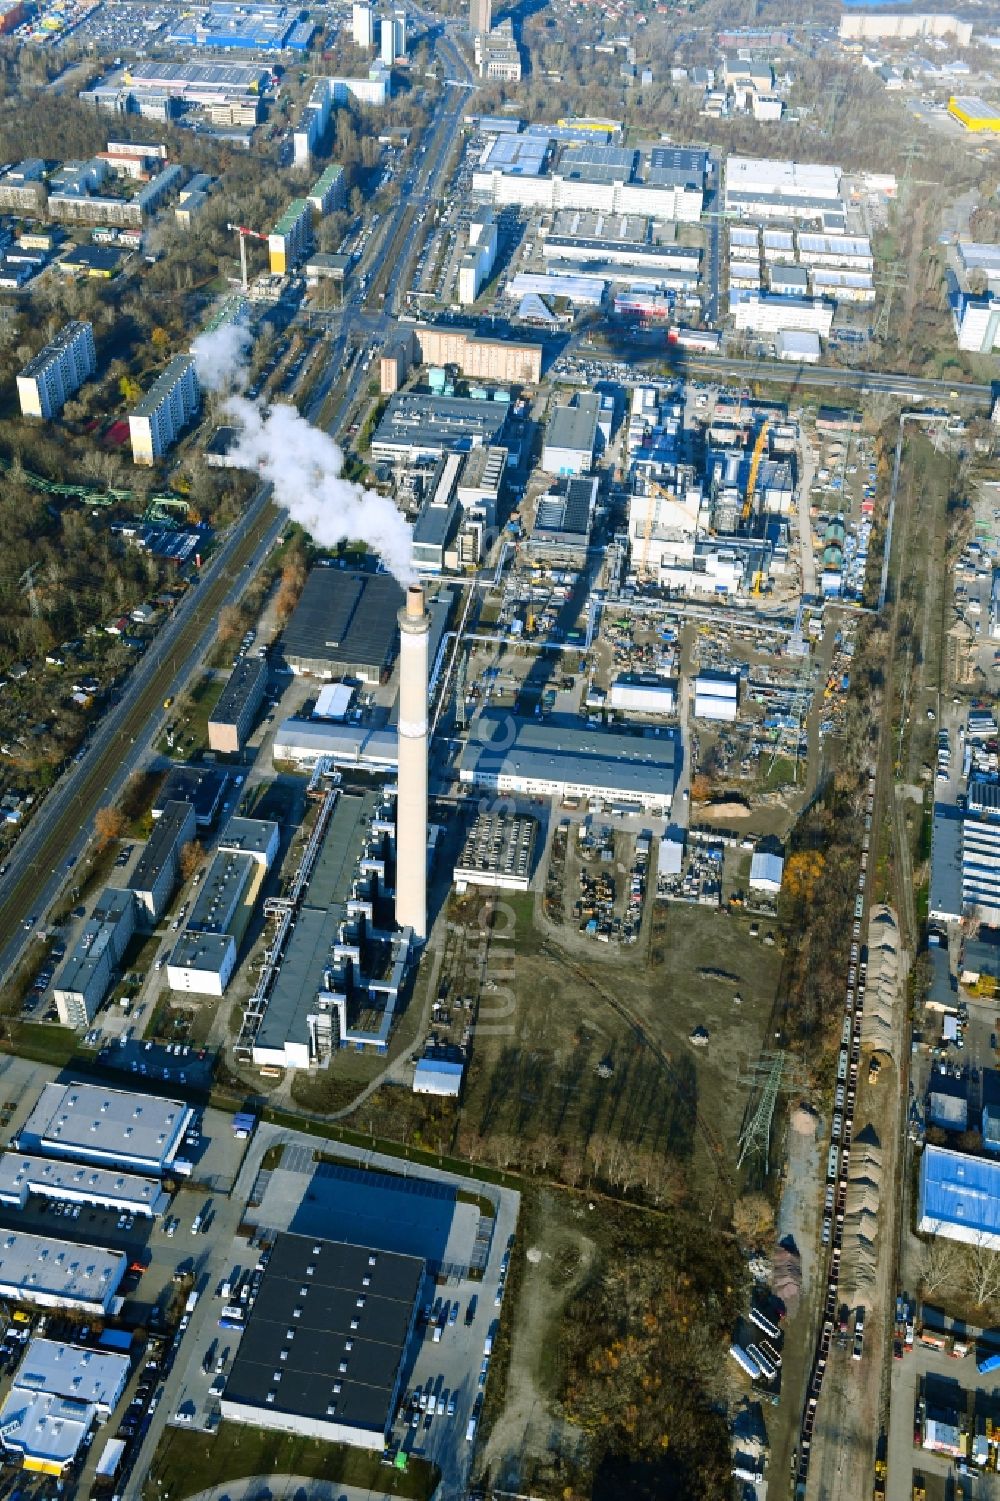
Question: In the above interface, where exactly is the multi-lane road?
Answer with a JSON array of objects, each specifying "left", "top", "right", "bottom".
[{"left": 0, "top": 487, "right": 283, "bottom": 984}]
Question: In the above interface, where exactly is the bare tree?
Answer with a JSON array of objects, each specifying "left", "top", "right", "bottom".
[{"left": 919, "top": 1235, "right": 961, "bottom": 1298}]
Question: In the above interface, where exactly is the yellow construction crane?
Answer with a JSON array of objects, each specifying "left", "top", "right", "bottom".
[
  {"left": 639, "top": 479, "right": 671, "bottom": 580},
  {"left": 741, "top": 420, "right": 770, "bottom": 527}
]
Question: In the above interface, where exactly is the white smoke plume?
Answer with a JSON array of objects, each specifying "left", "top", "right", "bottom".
[
  {"left": 190, "top": 323, "right": 414, "bottom": 587},
  {"left": 190, "top": 323, "right": 253, "bottom": 393}
]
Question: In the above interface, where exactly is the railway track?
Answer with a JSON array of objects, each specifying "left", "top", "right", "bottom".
[{"left": 0, "top": 500, "right": 279, "bottom": 961}]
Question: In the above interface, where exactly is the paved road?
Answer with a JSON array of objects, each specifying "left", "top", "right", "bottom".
[
  {"left": 0, "top": 486, "right": 283, "bottom": 984},
  {"left": 182, "top": 1479, "right": 406, "bottom": 1501}
]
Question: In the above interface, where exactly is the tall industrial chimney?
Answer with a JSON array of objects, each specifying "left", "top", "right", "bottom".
[{"left": 395, "top": 583, "right": 430, "bottom": 940}]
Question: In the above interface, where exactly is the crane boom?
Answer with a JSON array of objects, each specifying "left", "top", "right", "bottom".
[{"left": 741, "top": 420, "right": 769, "bottom": 527}]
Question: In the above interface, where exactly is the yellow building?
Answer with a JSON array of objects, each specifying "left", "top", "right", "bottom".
[
  {"left": 268, "top": 199, "right": 311, "bottom": 276},
  {"left": 948, "top": 96, "right": 1000, "bottom": 132}
]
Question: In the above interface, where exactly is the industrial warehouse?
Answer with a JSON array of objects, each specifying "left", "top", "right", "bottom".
[
  {"left": 17, "top": 1082, "right": 193, "bottom": 1177},
  {"left": 281, "top": 567, "right": 403, "bottom": 681},
  {"left": 221, "top": 1232, "right": 423, "bottom": 1450}
]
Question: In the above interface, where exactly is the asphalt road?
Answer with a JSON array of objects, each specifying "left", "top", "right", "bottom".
[{"left": 0, "top": 486, "right": 283, "bottom": 985}]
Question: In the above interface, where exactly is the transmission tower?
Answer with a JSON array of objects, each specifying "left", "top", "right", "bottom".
[
  {"left": 737, "top": 1052, "right": 809, "bottom": 1176},
  {"left": 873, "top": 262, "right": 904, "bottom": 344}
]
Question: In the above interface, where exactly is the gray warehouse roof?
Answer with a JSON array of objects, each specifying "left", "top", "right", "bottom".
[
  {"left": 219, "top": 816, "right": 279, "bottom": 859},
  {"left": 0, "top": 1231, "right": 126, "bottom": 1308},
  {"left": 372, "top": 393, "right": 509, "bottom": 457},
  {"left": 223, "top": 1231, "right": 422, "bottom": 1441},
  {"left": 281, "top": 569, "right": 402, "bottom": 675},
  {"left": 545, "top": 393, "right": 600, "bottom": 459},
  {"left": 19, "top": 1081, "right": 190, "bottom": 1175},
  {"left": 461, "top": 712, "right": 677, "bottom": 800}
]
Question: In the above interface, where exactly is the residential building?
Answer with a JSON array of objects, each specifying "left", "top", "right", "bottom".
[
  {"left": 52, "top": 887, "right": 135, "bottom": 1030},
  {"left": 352, "top": 1, "right": 373, "bottom": 46},
  {"left": 840, "top": 12, "right": 972, "bottom": 43},
  {"left": 127, "top": 798, "right": 197, "bottom": 921},
  {"left": 268, "top": 199, "right": 311, "bottom": 275},
  {"left": 129, "top": 355, "right": 200, "bottom": 465},
  {"left": 307, "top": 164, "right": 345, "bottom": 216},
  {"left": 17, "top": 321, "right": 96, "bottom": 420},
  {"left": 208, "top": 654, "right": 268, "bottom": 754},
  {"left": 412, "top": 325, "right": 541, "bottom": 383},
  {"left": 469, "top": 0, "right": 491, "bottom": 35},
  {"left": 475, "top": 18, "right": 521, "bottom": 81}
]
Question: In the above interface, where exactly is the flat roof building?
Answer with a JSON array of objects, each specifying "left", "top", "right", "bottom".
[
  {"left": 460, "top": 712, "right": 677, "bottom": 812},
  {"left": 0, "top": 1231, "right": 126, "bottom": 1315},
  {"left": 17, "top": 321, "right": 96, "bottom": 421},
  {"left": 0, "top": 1153, "right": 168, "bottom": 1218},
  {"left": 219, "top": 816, "right": 280, "bottom": 865},
  {"left": 129, "top": 355, "right": 200, "bottom": 466},
  {"left": 454, "top": 811, "right": 538, "bottom": 892},
  {"left": 167, "top": 847, "right": 259, "bottom": 997},
  {"left": 918, "top": 1143, "right": 1000, "bottom": 1249},
  {"left": 152, "top": 765, "right": 227, "bottom": 827},
  {"left": 208, "top": 653, "right": 268, "bottom": 754},
  {"left": 529, "top": 474, "right": 599, "bottom": 557},
  {"left": 128, "top": 799, "right": 197, "bottom": 922},
  {"left": 542, "top": 392, "right": 602, "bottom": 475},
  {"left": 268, "top": 199, "right": 311, "bottom": 275},
  {"left": 412, "top": 325, "right": 541, "bottom": 384},
  {"left": 0, "top": 1338, "right": 129, "bottom": 1474},
  {"left": 53, "top": 886, "right": 136, "bottom": 1030},
  {"left": 282, "top": 568, "right": 403, "bottom": 682},
  {"left": 18, "top": 1082, "right": 192, "bottom": 1178},
  {"left": 371, "top": 392, "right": 510, "bottom": 463},
  {"left": 221, "top": 1232, "right": 423, "bottom": 1451}
]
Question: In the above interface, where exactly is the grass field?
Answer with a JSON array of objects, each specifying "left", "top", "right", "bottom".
[
  {"left": 158, "top": 673, "right": 225, "bottom": 761},
  {"left": 143, "top": 1422, "right": 440, "bottom": 1501}
]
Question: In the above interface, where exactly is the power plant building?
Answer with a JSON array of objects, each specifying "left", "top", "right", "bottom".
[
  {"left": 395, "top": 586, "right": 430, "bottom": 939},
  {"left": 129, "top": 355, "right": 200, "bottom": 465},
  {"left": 453, "top": 810, "right": 538, "bottom": 892},
  {"left": 221, "top": 1232, "right": 423, "bottom": 1451},
  {"left": 460, "top": 712, "right": 677, "bottom": 812},
  {"left": 282, "top": 568, "right": 403, "bottom": 682},
  {"left": 370, "top": 391, "right": 510, "bottom": 463},
  {"left": 543, "top": 392, "right": 603, "bottom": 474},
  {"left": 17, "top": 321, "right": 96, "bottom": 420}
]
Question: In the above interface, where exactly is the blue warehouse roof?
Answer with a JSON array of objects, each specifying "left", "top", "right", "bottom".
[{"left": 919, "top": 1143, "right": 1000, "bottom": 1244}]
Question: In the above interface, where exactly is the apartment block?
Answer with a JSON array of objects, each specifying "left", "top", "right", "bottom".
[
  {"left": 129, "top": 355, "right": 200, "bottom": 465},
  {"left": 268, "top": 199, "right": 311, "bottom": 274},
  {"left": 17, "top": 321, "right": 96, "bottom": 419}
]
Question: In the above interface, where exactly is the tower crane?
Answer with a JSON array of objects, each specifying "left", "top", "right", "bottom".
[
  {"left": 227, "top": 222, "right": 268, "bottom": 293},
  {"left": 741, "top": 419, "right": 769, "bottom": 528}
]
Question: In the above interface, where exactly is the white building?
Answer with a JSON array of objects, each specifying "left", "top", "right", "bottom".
[
  {"left": 0, "top": 1232, "right": 126, "bottom": 1315},
  {"left": 17, "top": 321, "right": 96, "bottom": 420},
  {"left": 458, "top": 219, "right": 496, "bottom": 305},
  {"left": 0, "top": 1153, "right": 169, "bottom": 1218},
  {"left": 0, "top": 1339, "right": 129, "bottom": 1474},
  {"left": 725, "top": 154, "right": 843, "bottom": 220},
  {"left": 609, "top": 675, "right": 676, "bottom": 715},
  {"left": 293, "top": 67, "right": 391, "bottom": 168},
  {"left": 733, "top": 294, "right": 834, "bottom": 338},
  {"left": 129, "top": 355, "right": 199, "bottom": 465},
  {"left": 53, "top": 886, "right": 135, "bottom": 1030},
  {"left": 775, "top": 329, "right": 821, "bottom": 363},
  {"left": 18, "top": 1082, "right": 192, "bottom": 1178},
  {"left": 693, "top": 671, "right": 739, "bottom": 721},
  {"left": 749, "top": 849, "right": 784, "bottom": 894},
  {"left": 352, "top": 0, "right": 373, "bottom": 46},
  {"left": 954, "top": 297, "right": 1000, "bottom": 354},
  {"left": 752, "top": 95, "right": 783, "bottom": 122},
  {"left": 380, "top": 8, "right": 405, "bottom": 62},
  {"left": 413, "top": 1058, "right": 464, "bottom": 1096}
]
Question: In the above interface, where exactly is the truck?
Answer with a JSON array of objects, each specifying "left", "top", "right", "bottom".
[
  {"left": 976, "top": 1349, "right": 1000, "bottom": 1374},
  {"left": 184, "top": 1291, "right": 199, "bottom": 1314}
]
